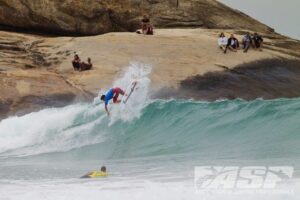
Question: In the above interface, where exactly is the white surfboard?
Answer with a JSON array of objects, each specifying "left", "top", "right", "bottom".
[{"left": 123, "top": 81, "right": 138, "bottom": 104}]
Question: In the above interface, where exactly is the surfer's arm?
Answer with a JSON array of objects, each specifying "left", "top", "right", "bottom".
[{"left": 105, "top": 105, "right": 110, "bottom": 116}]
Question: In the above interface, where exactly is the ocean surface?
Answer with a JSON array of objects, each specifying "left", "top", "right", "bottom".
[
  {"left": 219, "top": 0, "right": 300, "bottom": 40},
  {"left": 0, "top": 64, "right": 300, "bottom": 199}
]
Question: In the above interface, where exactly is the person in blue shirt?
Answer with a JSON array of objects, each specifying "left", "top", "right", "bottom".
[{"left": 100, "top": 87, "right": 125, "bottom": 116}]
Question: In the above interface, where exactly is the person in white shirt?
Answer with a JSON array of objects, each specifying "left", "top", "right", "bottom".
[{"left": 218, "top": 32, "right": 228, "bottom": 52}]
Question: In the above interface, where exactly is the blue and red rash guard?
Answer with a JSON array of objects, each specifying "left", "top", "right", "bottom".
[
  {"left": 104, "top": 88, "right": 114, "bottom": 106},
  {"left": 104, "top": 87, "right": 125, "bottom": 106}
]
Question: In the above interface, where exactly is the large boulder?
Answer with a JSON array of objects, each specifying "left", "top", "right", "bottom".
[{"left": 0, "top": 0, "right": 273, "bottom": 35}]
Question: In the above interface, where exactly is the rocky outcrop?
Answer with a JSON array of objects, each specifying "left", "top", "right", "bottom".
[
  {"left": 0, "top": 31, "right": 93, "bottom": 119},
  {"left": 180, "top": 59, "right": 300, "bottom": 101},
  {"left": 1, "top": 28, "right": 300, "bottom": 118},
  {"left": 0, "top": 0, "right": 273, "bottom": 35}
]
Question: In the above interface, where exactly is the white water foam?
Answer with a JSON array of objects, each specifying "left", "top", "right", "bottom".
[
  {"left": 108, "top": 62, "right": 152, "bottom": 124},
  {"left": 0, "top": 103, "right": 107, "bottom": 157},
  {"left": 0, "top": 63, "right": 152, "bottom": 157},
  {"left": 1, "top": 178, "right": 298, "bottom": 200}
]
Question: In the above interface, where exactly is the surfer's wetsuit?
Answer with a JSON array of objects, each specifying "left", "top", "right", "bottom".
[{"left": 104, "top": 87, "right": 125, "bottom": 106}]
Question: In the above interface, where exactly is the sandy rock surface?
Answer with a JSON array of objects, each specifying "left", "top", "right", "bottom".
[{"left": 1, "top": 28, "right": 299, "bottom": 118}]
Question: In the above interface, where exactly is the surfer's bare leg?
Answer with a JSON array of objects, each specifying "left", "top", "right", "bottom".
[{"left": 105, "top": 105, "right": 110, "bottom": 116}]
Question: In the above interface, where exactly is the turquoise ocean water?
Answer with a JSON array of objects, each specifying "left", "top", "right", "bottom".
[{"left": 0, "top": 64, "right": 300, "bottom": 199}]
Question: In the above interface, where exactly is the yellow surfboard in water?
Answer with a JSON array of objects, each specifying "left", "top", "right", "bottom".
[{"left": 81, "top": 171, "right": 108, "bottom": 178}]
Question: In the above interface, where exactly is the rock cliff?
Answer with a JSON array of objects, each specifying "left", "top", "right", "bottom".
[
  {"left": 0, "top": 0, "right": 273, "bottom": 35},
  {"left": 1, "top": 0, "right": 299, "bottom": 119}
]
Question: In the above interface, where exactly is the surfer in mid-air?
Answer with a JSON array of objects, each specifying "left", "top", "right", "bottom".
[
  {"left": 101, "top": 81, "right": 138, "bottom": 116},
  {"left": 100, "top": 87, "right": 126, "bottom": 116}
]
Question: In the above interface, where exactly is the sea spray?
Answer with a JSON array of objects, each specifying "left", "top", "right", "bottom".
[
  {"left": 109, "top": 62, "right": 152, "bottom": 124},
  {"left": 0, "top": 63, "right": 152, "bottom": 157},
  {"left": 0, "top": 103, "right": 107, "bottom": 156}
]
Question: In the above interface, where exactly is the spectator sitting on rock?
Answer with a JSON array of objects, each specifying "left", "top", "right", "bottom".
[
  {"left": 145, "top": 23, "right": 154, "bottom": 35},
  {"left": 218, "top": 32, "right": 228, "bottom": 52},
  {"left": 242, "top": 32, "right": 253, "bottom": 53},
  {"left": 224, "top": 34, "right": 239, "bottom": 53},
  {"left": 252, "top": 32, "right": 264, "bottom": 51},
  {"left": 141, "top": 15, "right": 150, "bottom": 34},
  {"left": 80, "top": 57, "right": 93, "bottom": 71},
  {"left": 72, "top": 54, "right": 81, "bottom": 71}
]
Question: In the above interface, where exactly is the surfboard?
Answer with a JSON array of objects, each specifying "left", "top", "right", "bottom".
[
  {"left": 123, "top": 81, "right": 137, "bottom": 104},
  {"left": 80, "top": 171, "right": 108, "bottom": 178}
]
